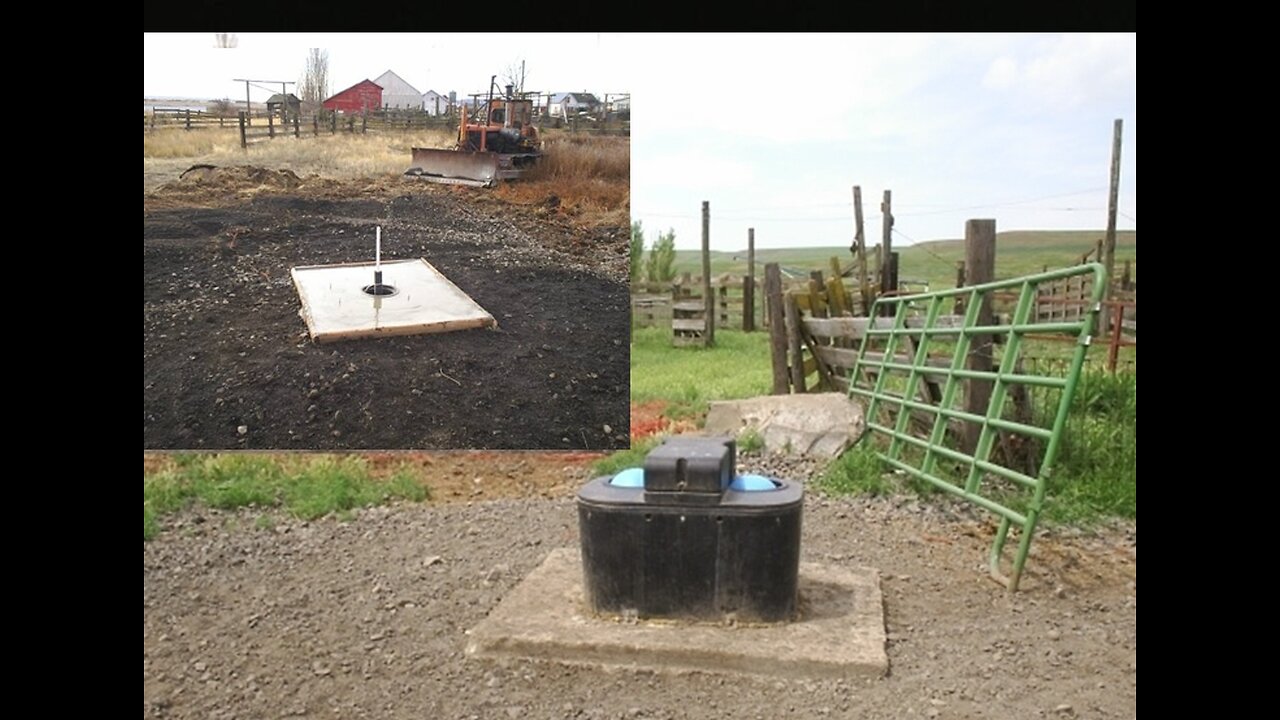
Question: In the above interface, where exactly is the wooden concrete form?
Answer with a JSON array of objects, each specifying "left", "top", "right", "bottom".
[{"left": 290, "top": 258, "right": 495, "bottom": 343}]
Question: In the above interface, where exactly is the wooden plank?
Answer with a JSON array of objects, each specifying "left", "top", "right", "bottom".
[
  {"left": 820, "top": 347, "right": 951, "bottom": 376},
  {"left": 828, "top": 257, "right": 848, "bottom": 317},
  {"left": 803, "top": 314, "right": 967, "bottom": 340},
  {"left": 785, "top": 293, "right": 805, "bottom": 393},
  {"left": 797, "top": 313, "right": 838, "bottom": 391},
  {"left": 672, "top": 301, "right": 705, "bottom": 312},
  {"left": 813, "top": 345, "right": 860, "bottom": 371},
  {"left": 808, "top": 273, "right": 826, "bottom": 318},
  {"left": 672, "top": 318, "right": 709, "bottom": 331}
]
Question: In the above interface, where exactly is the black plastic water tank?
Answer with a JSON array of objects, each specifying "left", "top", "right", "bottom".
[{"left": 577, "top": 437, "right": 803, "bottom": 623}]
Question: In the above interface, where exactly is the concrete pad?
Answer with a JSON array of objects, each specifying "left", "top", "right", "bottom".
[
  {"left": 290, "top": 258, "right": 495, "bottom": 343},
  {"left": 703, "top": 393, "right": 866, "bottom": 458},
  {"left": 465, "top": 549, "right": 887, "bottom": 680}
]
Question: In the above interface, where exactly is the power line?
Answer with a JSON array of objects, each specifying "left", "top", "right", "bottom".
[
  {"left": 894, "top": 187, "right": 1111, "bottom": 218},
  {"left": 636, "top": 187, "right": 1114, "bottom": 224},
  {"left": 892, "top": 228, "right": 954, "bottom": 270}
]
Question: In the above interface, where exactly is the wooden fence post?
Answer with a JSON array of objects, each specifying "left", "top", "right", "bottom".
[
  {"left": 331, "top": 113, "right": 337, "bottom": 134},
  {"left": 313, "top": 113, "right": 319, "bottom": 137},
  {"left": 294, "top": 111, "right": 300, "bottom": 138},
  {"left": 268, "top": 112, "right": 275, "bottom": 138},
  {"left": 785, "top": 293, "right": 805, "bottom": 393},
  {"left": 809, "top": 270, "right": 826, "bottom": 319},
  {"left": 1122, "top": 259, "right": 1132, "bottom": 290},
  {"left": 361, "top": 109, "right": 368, "bottom": 134},
  {"left": 879, "top": 253, "right": 899, "bottom": 317},
  {"left": 745, "top": 227, "right": 756, "bottom": 331},
  {"left": 766, "top": 264, "right": 788, "bottom": 393},
  {"left": 963, "top": 219, "right": 996, "bottom": 453},
  {"left": 954, "top": 261, "right": 966, "bottom": 315},
  {"left": 238, "top": 111, "right": 247, "bottom": 149},
  {"left": 184, "top": 109, "right": 191, "bottom": 130},
  {"left": 853, "top": 185, "right": 870, "bottom": 315},
  {"left": 150, "top": 111, "right": 156, "bottom": 131},
  {"left": 702, "top": 201, "right": 714, "bottom": 346},
  {"left": 880, "top": 189, "right": 893, "bottom": 287}
]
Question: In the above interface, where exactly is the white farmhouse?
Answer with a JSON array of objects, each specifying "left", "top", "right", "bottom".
[
  {"left": 422, "top": 90, "right": 447, "bottom": 116},
  {"left": 547, "top": 92, "right": 602, "bottom": 118}
]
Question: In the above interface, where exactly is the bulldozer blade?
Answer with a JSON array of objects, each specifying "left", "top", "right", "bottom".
[{"left": 405, "top": 148, "right": 500, "bottom": 187}]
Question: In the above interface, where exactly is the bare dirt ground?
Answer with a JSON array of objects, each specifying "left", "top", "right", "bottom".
[
  {"left": 143, "top": 453, "right": 1136, "bottom": 719},
  {"left": 144, "top": 168, "right": 628, "bottom": 450}
]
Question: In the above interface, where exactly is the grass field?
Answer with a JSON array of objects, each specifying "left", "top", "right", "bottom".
[
  {"left": 630, "top": 327, "right": 773, "bottom": 412},
  {"left": 671, "top": 230, "right": 1136, "bottom": 292}
]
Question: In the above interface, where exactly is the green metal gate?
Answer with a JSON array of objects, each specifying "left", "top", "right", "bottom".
[{"left": 849, "top": 263, "right": 1106, "bottom": 591}]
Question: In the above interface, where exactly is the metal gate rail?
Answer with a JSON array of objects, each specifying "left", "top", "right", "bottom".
[{"left": 849, "top": 263, "right": 1106, "bottom": 590}]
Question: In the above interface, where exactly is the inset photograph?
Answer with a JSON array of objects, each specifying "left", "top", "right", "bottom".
[{"left": 144, "top": 36, "right": 630, "bottom": 449}]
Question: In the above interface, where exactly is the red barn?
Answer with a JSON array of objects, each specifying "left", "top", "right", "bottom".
[{"left": 322, "top": 80, "right": 383, "bottom": 113}]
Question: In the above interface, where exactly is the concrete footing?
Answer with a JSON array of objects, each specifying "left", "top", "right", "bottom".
[{"left": 465, "top": 549, "right": 887, "bottom": 680}]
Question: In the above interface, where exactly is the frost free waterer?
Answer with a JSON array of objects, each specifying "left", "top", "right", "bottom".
[{"left": 576, "top": 437, "right": 803, "bottom": 623}]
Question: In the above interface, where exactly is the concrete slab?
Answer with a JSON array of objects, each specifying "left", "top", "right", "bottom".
[
  {"left": 703, "top": 393, "right": 866, "bottom": 458},
  {"left": 465, "top": 548, "right": 887, "bottom": 680},
  {"left": 290, "top": 258, "right": 495, "bottom": 343}
]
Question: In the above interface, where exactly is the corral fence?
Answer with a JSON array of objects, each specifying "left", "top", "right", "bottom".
[
  {"left": 145, "top": 105, "right": 625, "bottom": 149},
  {"left": 144, "top": 108, "right": 238, "bottom": 131},
  {"left": 146, "top": 106, "right": 458, "bottom": 148},
  {"left": 632, "top": 274, "right": 763, "bottom": 332},
  {"left": 235, "top": 109, "right": 457, "bottom": 148},
  {"left": 631, "top": 264, "right": 875, "bottom": 335},
  {"left": 769, "top": 251, "right": 1136, "bottom": 393}
]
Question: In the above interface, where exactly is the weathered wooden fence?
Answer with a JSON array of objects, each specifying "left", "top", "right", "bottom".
[
  {"left": 144, "top": 109, "right": 237, "bottom": 131},
  {"left": 147, "top": 107, "right": 457, "bottom": 149},
  {"left": 631, "top": 275, "right": 765, "bottom": 331}
]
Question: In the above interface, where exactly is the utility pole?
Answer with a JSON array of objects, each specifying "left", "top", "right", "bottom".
[
  {"left": 880, "top": 190, "right": 894, "bottom": 293},
  {"left": 745, "top": 228, "right": 756, "bottom": 332},
  {"left": 702, "top": 201, "right": 715, "bottom": 347},
  {"left": 1103, "top": 118, "right": 1123, "bottom": 300},
  {"left": 234, "top": 79, "right": 295, "bottom": 126},
  {"left": 1100, "top": 119, "right": 1121, "bottom": 338},
  {"left": 852, "top": 186, "right": 869, "bottom": 314}
]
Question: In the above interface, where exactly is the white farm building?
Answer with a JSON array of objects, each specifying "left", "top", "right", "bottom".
[{"left": 373, "top": 70, "right": 423, "bottom": 110}]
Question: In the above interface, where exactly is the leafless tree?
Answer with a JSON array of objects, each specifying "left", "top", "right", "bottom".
[
  {"left": 502, "top": 59, "right": 528, "bottom": 94},
  {"left": 214, "top": 33, "right": 238, "bottom": 49},
  {"left": 208, "top": 98, "right": 235, "bottom": 117},
  {"left": 298, "top": 49, "right": 330, "bottom": 110}
]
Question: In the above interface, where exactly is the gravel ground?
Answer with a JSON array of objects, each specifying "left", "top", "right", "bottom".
[{"left": 143, "top": 457, "right": 1136, "bottom": 720}]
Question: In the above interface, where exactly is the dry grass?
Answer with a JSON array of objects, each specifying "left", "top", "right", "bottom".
[
  {"left": 527, "top": 133, "right": 630, "bottom": 183},
  {"left": 143, "top": 127, "right": 457, "bottom": 179},
  {"left": 495, "top": 133, "right": 630, "bottom": 226},
  {"left": 143, "top": 128, "right": 242, "bottom": 158},
  {"left": 143, "top": 126, "right": 628, "bottom": 229}
]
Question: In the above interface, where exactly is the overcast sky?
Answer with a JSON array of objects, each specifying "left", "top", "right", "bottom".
[{"left": 143, "top": 33, "right": 1136, "bottom": 250}]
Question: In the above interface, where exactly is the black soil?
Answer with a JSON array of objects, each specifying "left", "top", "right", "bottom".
[{"left": 144, "top": 185, "right": 629, "bottom": 450}]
